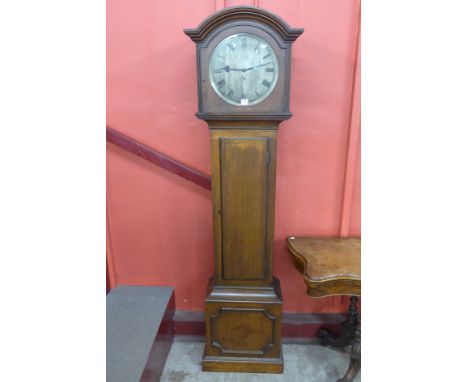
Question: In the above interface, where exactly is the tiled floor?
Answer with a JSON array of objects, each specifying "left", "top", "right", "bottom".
[{"left": 161, "top": 336, "right": 360, "bottom": 382}]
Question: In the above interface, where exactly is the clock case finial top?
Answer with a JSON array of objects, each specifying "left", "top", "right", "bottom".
[{"left": 184, "top": 6, "right": 304, "bottom": 43}]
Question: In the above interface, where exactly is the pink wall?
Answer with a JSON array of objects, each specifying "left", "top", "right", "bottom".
[{"left": 106, "top": 0, "right": 361, "bottom": 313}]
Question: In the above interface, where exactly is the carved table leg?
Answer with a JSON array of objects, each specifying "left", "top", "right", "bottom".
[
  {"left": 337, "top": 324, "right": 361, "bottom": 382},
  {"left": 319, "top": 296, "right": 359, "bottom": 348}
]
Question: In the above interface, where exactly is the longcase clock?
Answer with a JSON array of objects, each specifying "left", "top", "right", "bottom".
[{"left": 185, "top": 6, "right": 303, "bottom": 373}]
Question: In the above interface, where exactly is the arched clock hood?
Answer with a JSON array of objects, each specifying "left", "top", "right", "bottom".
[
  {"left": 184, "top": 6, "right": 304, "bottom": 122},
  {"left": 184, "top": 6, "right": 304, "bottom": 43}
]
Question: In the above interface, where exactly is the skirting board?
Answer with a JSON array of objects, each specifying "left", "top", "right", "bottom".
[{"left": 173, "top": 311, "right": 345, "bottom": 339}]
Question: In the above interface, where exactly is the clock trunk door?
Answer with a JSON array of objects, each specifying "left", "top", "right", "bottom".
[{"left": 211, "top": 129, "right": 277, "bottom": 286}]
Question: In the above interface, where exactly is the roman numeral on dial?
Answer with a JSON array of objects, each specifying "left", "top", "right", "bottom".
[
  {"left": 227, "top": 89, "right": 234, "bottom": 99},
  {"left": 262, "top": 80, "right": 271, "bottom": 88},
  {"left": 217, "top": 79, "right": 225, "bottom": 88},
  {"left": 265, "top": 68, "right": 274, "bottom": 72}
]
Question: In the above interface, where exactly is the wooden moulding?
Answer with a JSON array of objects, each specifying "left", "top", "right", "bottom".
[
  {"left": 106, "top": 127, "right": 212, "bottom": 191},
  {"left": 202, "top": 354, "right": 283, "bottom": 374},
  {"left": 184, "top": 6, "right": 304, "bottom": 43}
]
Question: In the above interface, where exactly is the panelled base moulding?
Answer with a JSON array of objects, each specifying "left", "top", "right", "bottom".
[{"left": 202, "top": 277, "right": 283, "bottom": 373}]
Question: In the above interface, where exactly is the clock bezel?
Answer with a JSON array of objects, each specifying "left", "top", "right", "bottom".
[{"left": 208, "top": 32, "right": 280, "bottom": 107}]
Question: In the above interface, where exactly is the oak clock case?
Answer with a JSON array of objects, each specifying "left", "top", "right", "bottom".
[{"left": 185, "top": 7, "right": 303, "bottom": 374}]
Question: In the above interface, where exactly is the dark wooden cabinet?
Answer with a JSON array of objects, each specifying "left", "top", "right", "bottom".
[{"left": 185, "top": 7, "right": 303, "bottom": 373}]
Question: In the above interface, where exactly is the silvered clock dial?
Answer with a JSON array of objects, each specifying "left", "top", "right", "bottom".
[{"left": 208, "top": 33, "right": 279, "bottom": 106}]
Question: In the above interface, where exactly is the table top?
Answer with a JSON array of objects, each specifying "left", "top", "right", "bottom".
[{"left": 286, "top": 237, "right": 361, "bottom": 297}]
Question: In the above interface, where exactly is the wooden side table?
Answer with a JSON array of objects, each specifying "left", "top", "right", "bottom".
[{"left": 287, "top": 237, "right": 361, "bottom": 382}]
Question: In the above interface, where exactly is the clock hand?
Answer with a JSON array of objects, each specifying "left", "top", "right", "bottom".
[
  {"left": 213, "top": 65, "right": 245, "bottom": 73},
  {"left": 241, "top": 75, "right": 246, "bottom": 99},
  {"left": 244, "top": 62, "right": 272, "bottom": 71},
  {"left": 214, "top": 63, "right": 269, "bottom": 73}
]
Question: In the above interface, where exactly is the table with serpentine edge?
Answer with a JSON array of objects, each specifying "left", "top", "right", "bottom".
[{"left": 287, "top": 237, "right": 361, "bottom": 382}]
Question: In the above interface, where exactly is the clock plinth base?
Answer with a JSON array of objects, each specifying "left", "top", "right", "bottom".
[
  {"left": 202, "top": 351, "right": 284, "bottom": 374},
  {"left": 202, "top": 277, "right": 284, "bottom": 374}
]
